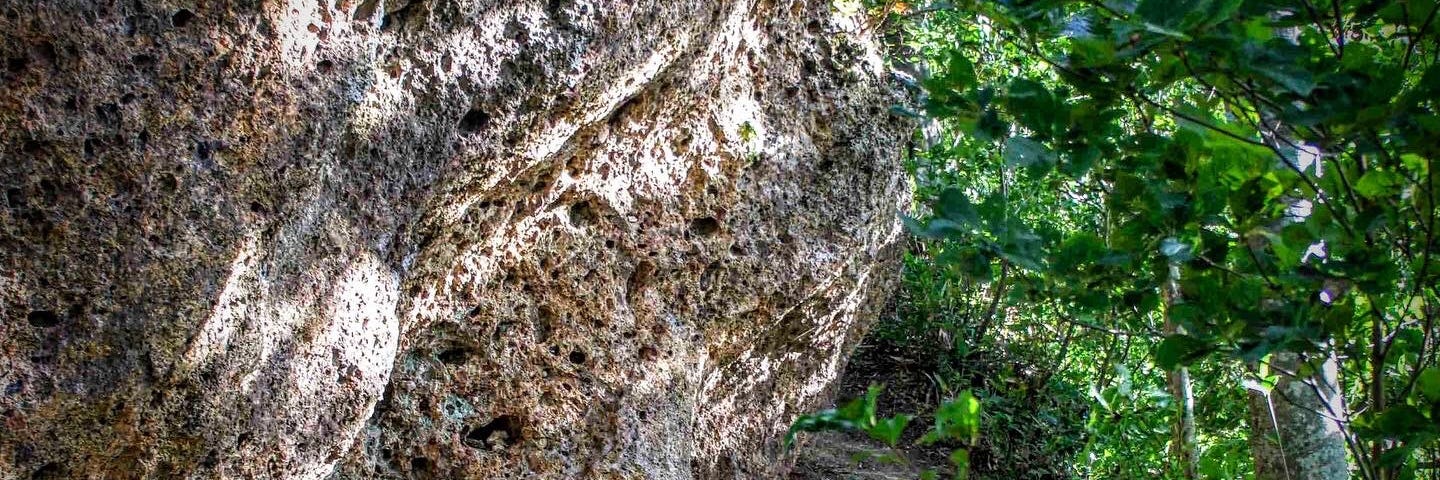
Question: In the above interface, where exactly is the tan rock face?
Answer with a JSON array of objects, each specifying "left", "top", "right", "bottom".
[{"left": 0, "top": 0, "right": 909, "bottom": 478}]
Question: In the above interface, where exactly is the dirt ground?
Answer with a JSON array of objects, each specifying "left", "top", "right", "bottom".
[{"left": 787, "top": 339, "right": 956, "bottom": 479}]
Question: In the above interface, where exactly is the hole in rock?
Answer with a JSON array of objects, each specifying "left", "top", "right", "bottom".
[
  {"left": 159, "top": 174, "right": 178, "bottom": 193},
  {"left": 33, "top": 42, "right": 56, "bottom": 64},
  {"left": 568, "top": 201, "right": 595, "bottom": 226},
  {"left": 26, "top": 310, "right": 59, "bottom": 328},
  {"left": 409, "top": 457, "right": 431, "bottom": 473},
  {"left": 463, "top": 415, "right": 523, "bottom": 450},
  {"left": 534, "top": 306, "right": 555, "bottom": 343},
  {"left": 458, "top": 109, "right": 490, "bottom": 133},
  {"left": 30, "top": 462, "right": 62, "bottom": 480},
  {"left": 94, "top": 103, "right": 120, "bottom": 124},
  {"left": 171, "top": 9, "right": 194, "bottom": 27},
  {"left": 316, "top": 59, "right": 334, "bottom": 73},
  {"left": 689, "top": 217, "right": 721, "bottom": 236},
  {"left": 352, "top": 0, "right": 380, "bottom": 20},
  {"left": 568, "top": 349, "right": 587, "bottom": 364},
  {"left": 436, "top": 346, "right": 473, "bottom": 365}
]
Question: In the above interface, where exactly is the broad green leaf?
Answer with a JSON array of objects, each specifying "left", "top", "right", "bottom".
[
  {"left": 1069, "top": 38, "right": 1117, "bottom": 67},
  {"left": 943, "top": 50, "right": 978, "bottom": 92},
  {"left": 1241, "top": 16, "right": 1270, "bottom": 41},
  {"left": 1354, "top": 170, "right": 1403, "bottom": 199},
  {"left": 1256, "top": 64, "right": 1316, "bottom": 95},
  {"left": 1155, "top": 334, "right": 1213, "bottom": 370},
  {"left": 935, "top": 188, "right": 981, "bottom": 227},
  {"left": 1004, "top": 137, "right": 1056, "bottom": 170},
  {"left": 1136, "top": 0, "right": 1201, "bottom": 30},
  {"left": 865, "top": 414, "right": 913, "bottom": 447},
  {"left": 1374, "top": 405, "right": 1430, "bottom": 440},
  {"left": 1418, "top": 367, "right": 1440, "bottom": 404},
  {"left": 923, "top": 390, "right": 982, "bottom": 445},
  {"left": 837, "top": 384, "right": 883, "bottom": 426},
  {"left": 1005, "top": 79, "right": 1061, "bottom": 136}
]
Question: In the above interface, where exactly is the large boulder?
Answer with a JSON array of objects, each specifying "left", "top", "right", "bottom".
[{"left": 0, "top": 0, "right": 910, "bottom": 477}]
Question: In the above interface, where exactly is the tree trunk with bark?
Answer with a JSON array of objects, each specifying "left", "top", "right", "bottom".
[
  {"left": 1164, "top": 262, "right": 1199, "bottom": 480},
  {"left": 1247, "top": 352, "right": 1350, "bottom": 480}
]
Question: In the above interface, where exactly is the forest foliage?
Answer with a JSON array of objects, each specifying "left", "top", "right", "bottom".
[{"left": 793, "top": 0, "right": 1440, "bottom": 478}]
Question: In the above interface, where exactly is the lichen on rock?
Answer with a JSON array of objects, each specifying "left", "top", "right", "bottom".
[{"left": 0, "top": 0, "right": 911, "bottom": 478}]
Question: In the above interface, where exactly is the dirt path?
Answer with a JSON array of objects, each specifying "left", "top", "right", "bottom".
[
  {"left": 786, "top": 338, "right": 956, "bottom": 480},
  {"left": 789, "top": 432, "right": 928, "bottom": 480}
]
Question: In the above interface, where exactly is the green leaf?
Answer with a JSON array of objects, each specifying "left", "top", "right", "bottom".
[
  {"left": 935, "top": 188, "right": 981, "bottom": 228},
  {"left": 1378, "top": 444, "right": 1418, "bottom": 469},
  {"left": 785, "top": 409, "right": 851, "bottom": 448},
  {"left": 1004, "top": 137, "right": 1056, "bottom": 170},
  {"left": 1256, "top": 64, "right": 1316, "bottom": 95},
  {"left": 1069, "top": 38, "right": 1118, "bottom": 67},
  {"left": 923, "top": 390, "right": 982, "bottom": 445},
  {"left": 1139, "top": 22, "right": 1192, "bottom": 40},
  {"left": 950, "top": 448, "right": 971, "bottom": 479},
  {"left": 1005, "top": 79, "right": 1061, "bottom": 137},
  {"left": 1354, "top": 170, "right": 1403, "bottom": 200},
  {"left": 943, "top": 49, "right": 978, "bottom": 92},
  {"left": 1155, "top": 334, "right": 1213, "bottom": 370},
  {"left": 1417, "top": 367, "right": 1440, "bottom": 404},
  {"left": 1241, "top": 16, "right": 1271, "bottom": 41},
  {"left": 865, "top": 414, "right": 913, "bottom": 447},
  {"left": 1136, "top": 0, "right": 1202, "bottom": 34},
  {"left": 837, "top": 384, "right": 883, "bottom": 426},
  {"left": 1374, "top": 405, "right": 1430, "bottom": 440},
  {"left": 785, "top": 384, "right": 887, "bottom": 448}
]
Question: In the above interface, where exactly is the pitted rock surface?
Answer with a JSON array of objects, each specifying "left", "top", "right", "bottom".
[{"left": 0, "top": 0, "right": 910, "bottom": 478}]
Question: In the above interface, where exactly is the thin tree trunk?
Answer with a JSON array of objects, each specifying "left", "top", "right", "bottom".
[
  {"left": 1163, "top": 262, "right": 1199, "bottom": 480},
  {"left": 1167, "top": 359, "right": 1199, "bottom": 479}
]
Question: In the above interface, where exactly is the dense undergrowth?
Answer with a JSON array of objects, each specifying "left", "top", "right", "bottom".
[{"left": 792, "top": 0, "right": 1440, "bottom": 478}]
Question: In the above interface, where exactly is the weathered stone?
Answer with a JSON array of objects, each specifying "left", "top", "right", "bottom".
[{"left": 0, "top": 0, "right": 909, "bottom": 478}]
